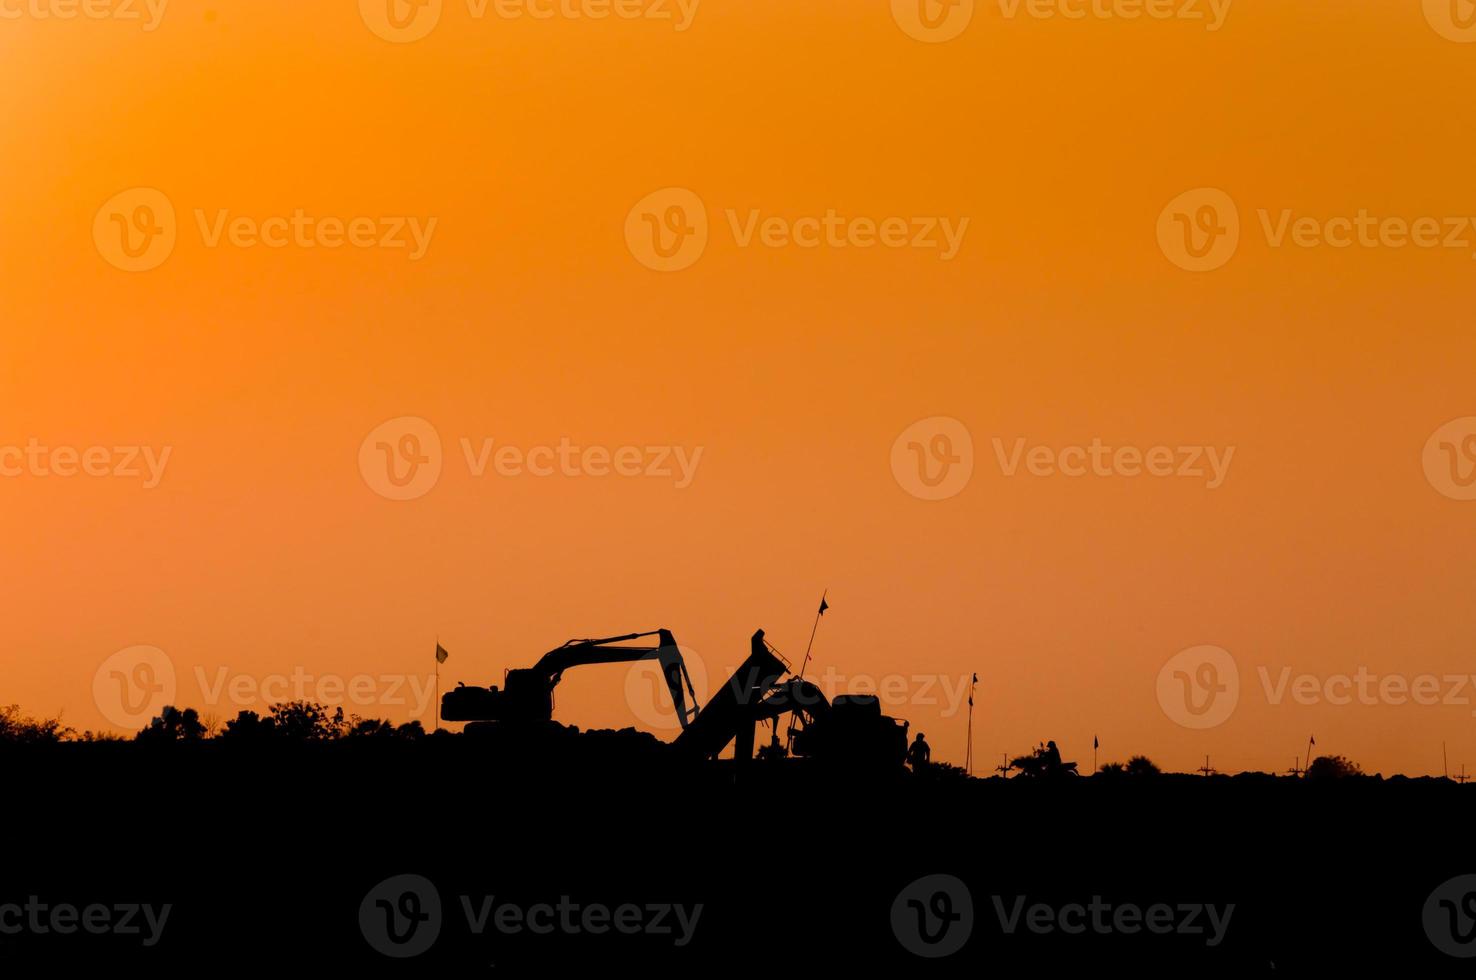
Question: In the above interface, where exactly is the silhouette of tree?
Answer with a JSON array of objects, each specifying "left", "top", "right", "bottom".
[
  {"left": 0, "top": 705, "right": 73, "bottom": 744},
  {"left": 136, "top": 705, "right": 206, "bottom": 742},
  {"left": 268, "top": 701, "right": 345, "bottom": 740},
  {"left": 396, "top": 720, "right": 425, "bottom": 740},
  {"left": 220, "top": 709, "right": 275, "bottom": 740},
  {"left": 1098, "top": 761, "right": 1127, "bottom": 777},
  {"left": 1306, "top": 754, "right": 1362, "bottom": 780}
]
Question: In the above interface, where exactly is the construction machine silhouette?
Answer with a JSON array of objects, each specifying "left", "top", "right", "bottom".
[
  {"left": 441, "top": 629, "right": 698, "bottom": 731},
  {"left": 441, "top": 626, "right": 909, "bottom": 770}
]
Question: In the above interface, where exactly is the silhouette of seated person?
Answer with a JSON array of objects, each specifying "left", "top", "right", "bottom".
[
  {"left": 1042, "top": 740, "right": 1063, "bottom": 771},
  {"left": 907, "top": 732, "right": 931, "bottom": 771}
]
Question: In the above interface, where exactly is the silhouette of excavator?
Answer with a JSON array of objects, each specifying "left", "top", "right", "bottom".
[{"left": 441, "top": 629, "right": 698, "bottom": 730}]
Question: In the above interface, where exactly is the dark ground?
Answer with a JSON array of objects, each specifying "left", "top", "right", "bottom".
[{"left": 3, "top": 736, "right": 1472, "bottom": 974}]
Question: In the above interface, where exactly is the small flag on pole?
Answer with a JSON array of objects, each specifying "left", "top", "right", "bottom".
[
  {"left": 818, "top": 597, "right": 829, "bottom": 616},
  {"left": 1094, "top": 735, "right": 1099, "bottom": 750},
  {"left": 435, "top": 643, "right": 449, "bottom": 664},
  {"left": 1309, "top": 735, "right": 1315, "bottom": 745}
]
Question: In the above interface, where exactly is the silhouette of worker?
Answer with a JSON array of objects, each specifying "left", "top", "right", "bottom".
[
  {"left": 1042, "top": 740, "right": 1063, "bottom": 772},
  {"left": 907, "top": 732, "right": 931, "bottom": 771},
  {"left": 758, "top": 733, "right": 786, "bottom": 763}
]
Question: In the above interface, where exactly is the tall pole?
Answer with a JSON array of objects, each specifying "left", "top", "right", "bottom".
[
  {"left": 434, "top": 635, "right": 440, "bottom": 734},
  {"left": 787, "top": 591, "right": 828, "bottom": 753},
  {"left": 964, "top": 673, "right": 976, "bottom": 776},
  {"left": 1444, "top": 741, "right": 1449, "bottom": 780},
  {"left": 796, "top": 589, "right": 827, "bottom": 683}
]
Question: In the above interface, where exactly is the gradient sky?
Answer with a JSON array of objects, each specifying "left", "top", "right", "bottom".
[{"left": 3, "top": 1, "right": 1475, "bottom": 775}]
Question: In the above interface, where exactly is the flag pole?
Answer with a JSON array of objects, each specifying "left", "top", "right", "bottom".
[
  {"left": 786, "top": 591, "right": 828, "bottom": 753},
  {"left": 796, "top": 589, "right": 827, "bottom": 684},
  {"left": 964, "top": 672, "right": 977, "bottom": 777},
  {"left": 435, "top": 635, "right": 440, "bottom": 734}
]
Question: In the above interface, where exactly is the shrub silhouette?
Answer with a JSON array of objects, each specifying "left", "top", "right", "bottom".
[
  {"left": 1125, "top": 755, "right": 1161, "bottom": 777},
  {"left": 1305, "top": 754, "right": 1362, "bottom": 780},
  {"left": 1097, "top": 756, "right": 1160, "bottom": 777}
]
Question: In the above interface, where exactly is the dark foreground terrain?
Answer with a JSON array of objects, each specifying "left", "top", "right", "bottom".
[{"left": 3, "top": 735, "right": 1473, "bottom": 974}]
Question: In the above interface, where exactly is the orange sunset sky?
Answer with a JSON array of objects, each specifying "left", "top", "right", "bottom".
[{"left": 2, "top": 1, "right": 1475, "bottom": 775}]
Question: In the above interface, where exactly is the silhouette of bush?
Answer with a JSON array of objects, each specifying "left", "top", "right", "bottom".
[
  {"left": 1125, "top": 755, "right": 1161, "bottom": 777},
  {"left": 1096, "top": 756, "right": 1159, "bottom": 777},
  {"left": 136, "top": 705, "right": 206, "bottom": 742},
  {"left": 1305, "top": 754, "right": 1362, "bottom": 780}
]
